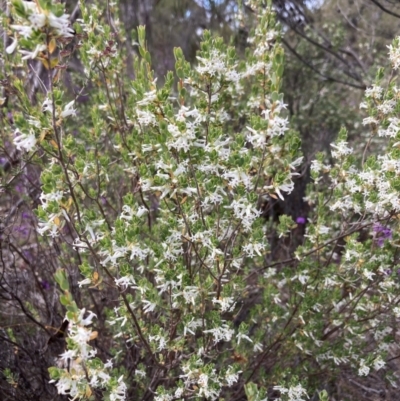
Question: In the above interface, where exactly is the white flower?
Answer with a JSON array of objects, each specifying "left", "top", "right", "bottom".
[
  {"left": 358, "top": 359, "right": 370, "bottom": 376},
  {"left": 385, "top": 117, "right": 400, "bottom": 137},
  {"left": 13, "top": 130, "right": 36, "bottom": 152},
  {"left": 58, "top": 349, "right": 76, "bottom": 363},
  {"left": 61, "top": 100, "right": 76, "bottom": 118},
  {"left": 135, "top": 369, "right": 146, "bottom": 378},
  {"left": 48, "top": 12, "right": 75, "bottom": 38},
  {"left": 236, "top": 332, "right": 253, "bottom": 344},
  {"left": 180, "top": 286, "right": 199, "bottom": 305},
  {"left": 246, "top": 126, "right": 266, "bottom": 148},
  {"left": 78, "top": 278, "right": 91, "bottom": 287},
  {"left": 196, "top": 49, "right": 227, "bottom": 76},
  {"left": 37, "top": 218, "right": 59, "bottom": 237},
  {"left": 142, "top": 300, "right": 157, "bottom": 313},
  {"left": 363, "top": 269, "right": 375, "bottom": 280},
  {"left": 167, "top": 123, "right": 196, "bottom": 152},
  {"left": 115, "top": 275, "right": 135, "bottom": 288},
  {"left": 136, "top": 89, "right": 157, "bottom": 106},
  {"left": 242, "top": 241, "right": 266, "bottom": 257},
  {"left": 388, "top": 40, "right": 400, "bottom": 70},
  {"left": 204, "top": 323, "right": 234, "bottom": 343},
  {"left": 227, "top": 198, "right": 261, "bottom": 231},
  {"left": 318, "top": 226, "right": 330, "bottom": 235},
  {"left": 225, "top": 371, "right": 240, "bottom": 386},
  {"left": 253, "top": 342, "right": 263, "bottom": 352},
  {"left": 310, "top": 160, "right": 322, "bottom": 174},
  {"left": 78, "top": 309, "right": 97, "bottom": 326},
  {"left": 109, "top": 376, "right": 127, "bottom": 401},
  {"left": 377, "top": 99, "right": 396, "bottom": 114},
  {"left": 198, "top": 373, "right": 209, "bottom": 388},
  {"left": 183, "top": 318, "right": 202, "bottom": 336},
  {"left": 70, "top": 325, "right": 91, "bottom": 346},
  {"left": 273, "top": 180, "right": 295, "bottom": 201},
  {"left": 212, "top": 297, "right": 236, "bottom": 312},
  {"left": 273, "top": 384, "right": 308, "bottom": 401},
  {"left": 10, "top": 24, "right": 33, "bottom": 38},
  {"left": 21, "top": 1, "right": 38, "bottom": 13},
  {"left": 52, "top": 375, "right": 76, "bottom": 395},
  {"left": 136, "top": 109, "right": 156, "bottom": 126},
  {"left": 40, "top": 190, "right": 63, "bottom": 209},
  {"left": 223, "top": 168, "right": 252, "bottom": 189},
  {"left": 136, "top": 206, "right": 149, "bottom": 217},
  {"left": 365, "top": 85, "right": 383, "bottom": 99},
  {"left": 42, "top": 97, "right": 54, "bottom": 113},
  {"left": 330, "top": 141, "right": 353, "bottom": 158},
  {"left": 267, "top": 114, "right": 289, "bottom": 137},
  {"left": 29, "top": 12, "right": 46, "bottom": 29},
  {"left": 148, "top": 334, "right": 167, "bottom": 351},
  {"left": 290, "top": 156, "right": 304, "bottom": 169},
  {"left": 6, "top": 38, "right": 18, "bottom": 54},
  {"left": 373, "top": 356, "right": 386, "bottom": 371},
  {"left": 20, "top": 44, "right": 46, "bottom": 60}
]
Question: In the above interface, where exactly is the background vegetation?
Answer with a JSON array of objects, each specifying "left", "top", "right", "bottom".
[{"left": 2, "top": 1, "right": 400, "bottom": 400}]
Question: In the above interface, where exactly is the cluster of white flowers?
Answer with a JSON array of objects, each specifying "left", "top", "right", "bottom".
[
  {"left": 330, "top": 141, "right": 353, "bottom": 158},
  {"left": 204, "top": 323, "right": 234, "bottom": 343},
  {"left": 212, "top": 296, "right": 236, "bottom": 312},
  {"left": 177, "top": 360, "right": 239, "bottom": 401},
  {"left": 18, "top": 1, "right": 317, "bottom": 399},
  {"left": 388, "top": 38, "right": 400, "bottom": 70},
  {"left": 365, "top": 84, "right": 384, "bottom": 99},
  {"left": 50, "top": 308, "right": 127, "bottom": 401},
  {"left": 7, "top": 1, "right": 74, "bottom": 56},
  {"left": 196, "top": 49, "right": 229, "bottom": 77},
  {"left": 37, "top": 213, "right": 62, "bottom": 237},
  {"left": 358, "top": 358, "right": 370, "bottom": 376},
  {"left": 13, "top": 129, "right": 37, "bottom": 152},
  {"left": 273, "top": 384, "right": 309, "bottom": 401},
  {"left": 227, "top": 199, "right": 262, "bottom": 232}
]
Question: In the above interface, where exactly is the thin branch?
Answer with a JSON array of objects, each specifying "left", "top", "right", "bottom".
[
  {"left": 368, "top": 0, "right": 400, "bottom": 19},
  {"left": 281, "top": 37, "right": 366, "bottom": 90}
]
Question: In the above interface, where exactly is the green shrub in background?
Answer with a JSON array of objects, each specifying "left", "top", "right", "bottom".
[{"left": 1, "top": 1, "right": 400, "bottom": 400}]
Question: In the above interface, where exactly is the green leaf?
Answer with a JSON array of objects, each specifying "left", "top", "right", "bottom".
[
  {"left": 244, "top": 382, "right": 259, "bottom": 401},
  {"left": 54, "top": 269, "right": 69, "bottom": 291},
  {"left": 60, "top": 294, "right": 70, "bottom": 306},
  {"left": 12, "top": 0, "right": 27, "bottom": 18}
]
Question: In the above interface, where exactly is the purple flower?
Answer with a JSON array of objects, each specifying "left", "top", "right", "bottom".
[
  {"left": 14, "top": 225, "right": 29, "bottom": 237},
  {"left": 23, "top": 250, "right": 32, "bottom": 261},
  {"left": 383, "top": 229, "right": 392, "bottom": 239},
  {"left": 41, "top": 280, "right": 50, "bottom": 290},
  {"left": 296, "top": 216, "right": 306, "bottom": 224},
  {"left": 14, "top": 184, "right": 23, "bottom": 193},
  {"left": 373, "top": 223, "right": 392, "bottom": 247}
]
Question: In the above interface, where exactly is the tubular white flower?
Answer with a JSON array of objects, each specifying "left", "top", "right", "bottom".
[
  {"left": 6, "top": 38, "right": 18, "bottom": 54},
  {"left": 20, "top": 43, "right": 46, "bottom": 60},
  {"left": 10, "top": 24, "right": 33, "bottom": 38},
  {"left": 61, "top": 100, "right": 76, "bottom": 118},
  {"left": 388, "top": 40, "right": 400, "bottom": 70},
  {"left": 48, "top": 12, "right": 75, "bottom": 38},
  {"left": 13, "top": 130, "right": 36, "bottom": 152}
]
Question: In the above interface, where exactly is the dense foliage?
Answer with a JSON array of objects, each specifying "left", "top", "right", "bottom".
[{"left": 1, "top": 1, "right": 400, "bottom": 401}]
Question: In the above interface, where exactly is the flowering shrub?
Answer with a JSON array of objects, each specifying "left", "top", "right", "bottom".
[{"left": 2, "top": 0, "right": 400, "bottom": 400}]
